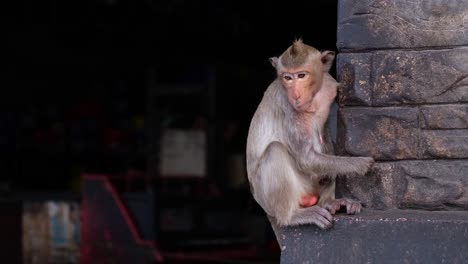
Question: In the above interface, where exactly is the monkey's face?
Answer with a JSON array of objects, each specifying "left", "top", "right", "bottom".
[{"left": 281, "top": 67, "right": 321, "bottom": 112}]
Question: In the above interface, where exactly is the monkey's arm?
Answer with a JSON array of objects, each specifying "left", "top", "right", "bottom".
[{"left": 303, "top": 152, "right": 374, "bottom": 178}]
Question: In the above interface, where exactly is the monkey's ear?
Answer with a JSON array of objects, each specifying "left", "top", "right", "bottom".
[
  {"left": 321, "top": 51, "right": 336, "bottom": 72},
  {"left": 269, "top": 57, "right": 279, "bottom": 69}
]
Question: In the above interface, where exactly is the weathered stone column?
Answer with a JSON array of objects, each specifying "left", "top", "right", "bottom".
[{"left": 336, "top": 0, "right": 468, "bottom": 210}]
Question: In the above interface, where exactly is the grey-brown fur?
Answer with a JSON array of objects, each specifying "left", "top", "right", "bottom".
[{"left": 246, "top": 41, "right": 374, "bottom": 243}]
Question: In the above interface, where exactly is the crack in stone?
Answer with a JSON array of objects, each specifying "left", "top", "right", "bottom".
[{"left": 432, "top": 75, "right": 468, "bottom": 98}]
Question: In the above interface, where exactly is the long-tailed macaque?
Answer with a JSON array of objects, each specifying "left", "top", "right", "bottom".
[{"left": 246, "top": 39, "right": 374, "bottom": 237}]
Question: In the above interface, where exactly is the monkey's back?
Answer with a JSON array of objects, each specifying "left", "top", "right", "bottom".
[{"left": 246, "top": 80, "right": 289, "bottom": 185}]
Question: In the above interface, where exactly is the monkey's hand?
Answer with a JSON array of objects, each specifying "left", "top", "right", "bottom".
[{"left": 351, "top": 156, "right": 375, "bottom": 176}]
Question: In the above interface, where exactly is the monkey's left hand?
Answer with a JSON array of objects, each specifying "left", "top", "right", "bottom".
[{"left": 323, "top": 198, "right": 362, "bottom": 215}]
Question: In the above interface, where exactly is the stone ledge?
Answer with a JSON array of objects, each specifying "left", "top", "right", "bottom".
[{"left": 280, "top": 209, "right": 468, "bottom": 264}]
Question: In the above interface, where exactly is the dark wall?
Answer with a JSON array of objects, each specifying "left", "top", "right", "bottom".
[{"left": 4, "top": 0, "right": 338, "bottom": 191}]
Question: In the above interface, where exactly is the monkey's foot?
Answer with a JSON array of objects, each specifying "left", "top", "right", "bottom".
[
  {"left": 323, "top": 198, "right": 361, "bottom": 215},
  {"left": 291, "top": 206, "right": 334, "bottom": 230}
]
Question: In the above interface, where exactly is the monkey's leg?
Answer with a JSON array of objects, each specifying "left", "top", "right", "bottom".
[
  {"left": 318, "top": 177, "right": 362, "bottom": 215},
  {"left": 257, "top": 142, "right": 334, "bottom": 231}
]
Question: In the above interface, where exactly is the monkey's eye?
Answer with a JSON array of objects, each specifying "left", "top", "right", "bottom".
[
  {"left": 297, "top": 73, "right": 306, "bottom": 79},
  {"left": 283, "top": 74, "right": 293, "bottom": 81}
]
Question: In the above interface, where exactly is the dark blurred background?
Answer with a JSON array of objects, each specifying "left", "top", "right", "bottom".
[{"left": 3, "top": 0, "right": 338, "bottom": 263}]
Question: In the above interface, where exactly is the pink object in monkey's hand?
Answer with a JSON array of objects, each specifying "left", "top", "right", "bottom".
[{"left": 300, "top": 194, "right": 319, "bottom": 208}]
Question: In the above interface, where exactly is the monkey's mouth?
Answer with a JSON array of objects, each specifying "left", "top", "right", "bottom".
[{"left": 294, "top": 99, "right": 313, "bottom": 112}]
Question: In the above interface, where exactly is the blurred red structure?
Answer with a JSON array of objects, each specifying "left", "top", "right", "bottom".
[{"left": 80, "top": 174, "right": 162, "bottom": 263}]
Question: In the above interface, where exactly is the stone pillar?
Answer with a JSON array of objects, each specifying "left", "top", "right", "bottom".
[{"left": 336, "top": 0, "right": 468, "bottom": 210}]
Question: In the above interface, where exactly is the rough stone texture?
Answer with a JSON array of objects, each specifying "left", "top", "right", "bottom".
[
  {"left": 337, "top": 162, "right": 400, "bottom": 210},
  {"left": 338, "top": 107, "right": 420, "bottom": 160},
  {"left": 338, "top": 107, "right": 468, "bottom": 160},
  {"left": 337, "top": 0, "right": 468, "bottom": 50},
  {"left": 420, "top": 105, "right": 468, "bottom": 129},
  {"left": 336, "top": 0, "right": 468, "bottom": 212},
  {"left": 336, "top": 53, "right": 373, "bottom": 106},
  {"left": 337, "top": 160, "right": 468, "bottom": 210},
  {"left": 280, "top": 209, "right": 468, "bottom": 264},
  {"left": 421, "top": 130, "right": 468, "bottom": 159},
  {"left": 337, "top": 48, "right": 468, "bottom": 107}
]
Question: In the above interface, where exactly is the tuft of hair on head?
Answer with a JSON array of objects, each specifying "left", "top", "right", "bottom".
[
  {"left": 289, "top": 38, "right": 304, "bottom": 56},
  {"left": 280, "top": 38, "right": 317, "bottom": 69}
]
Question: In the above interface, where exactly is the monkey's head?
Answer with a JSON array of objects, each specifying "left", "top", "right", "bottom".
[{"left": 269, "top": 39, "right": 335, "bottom": 112}]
